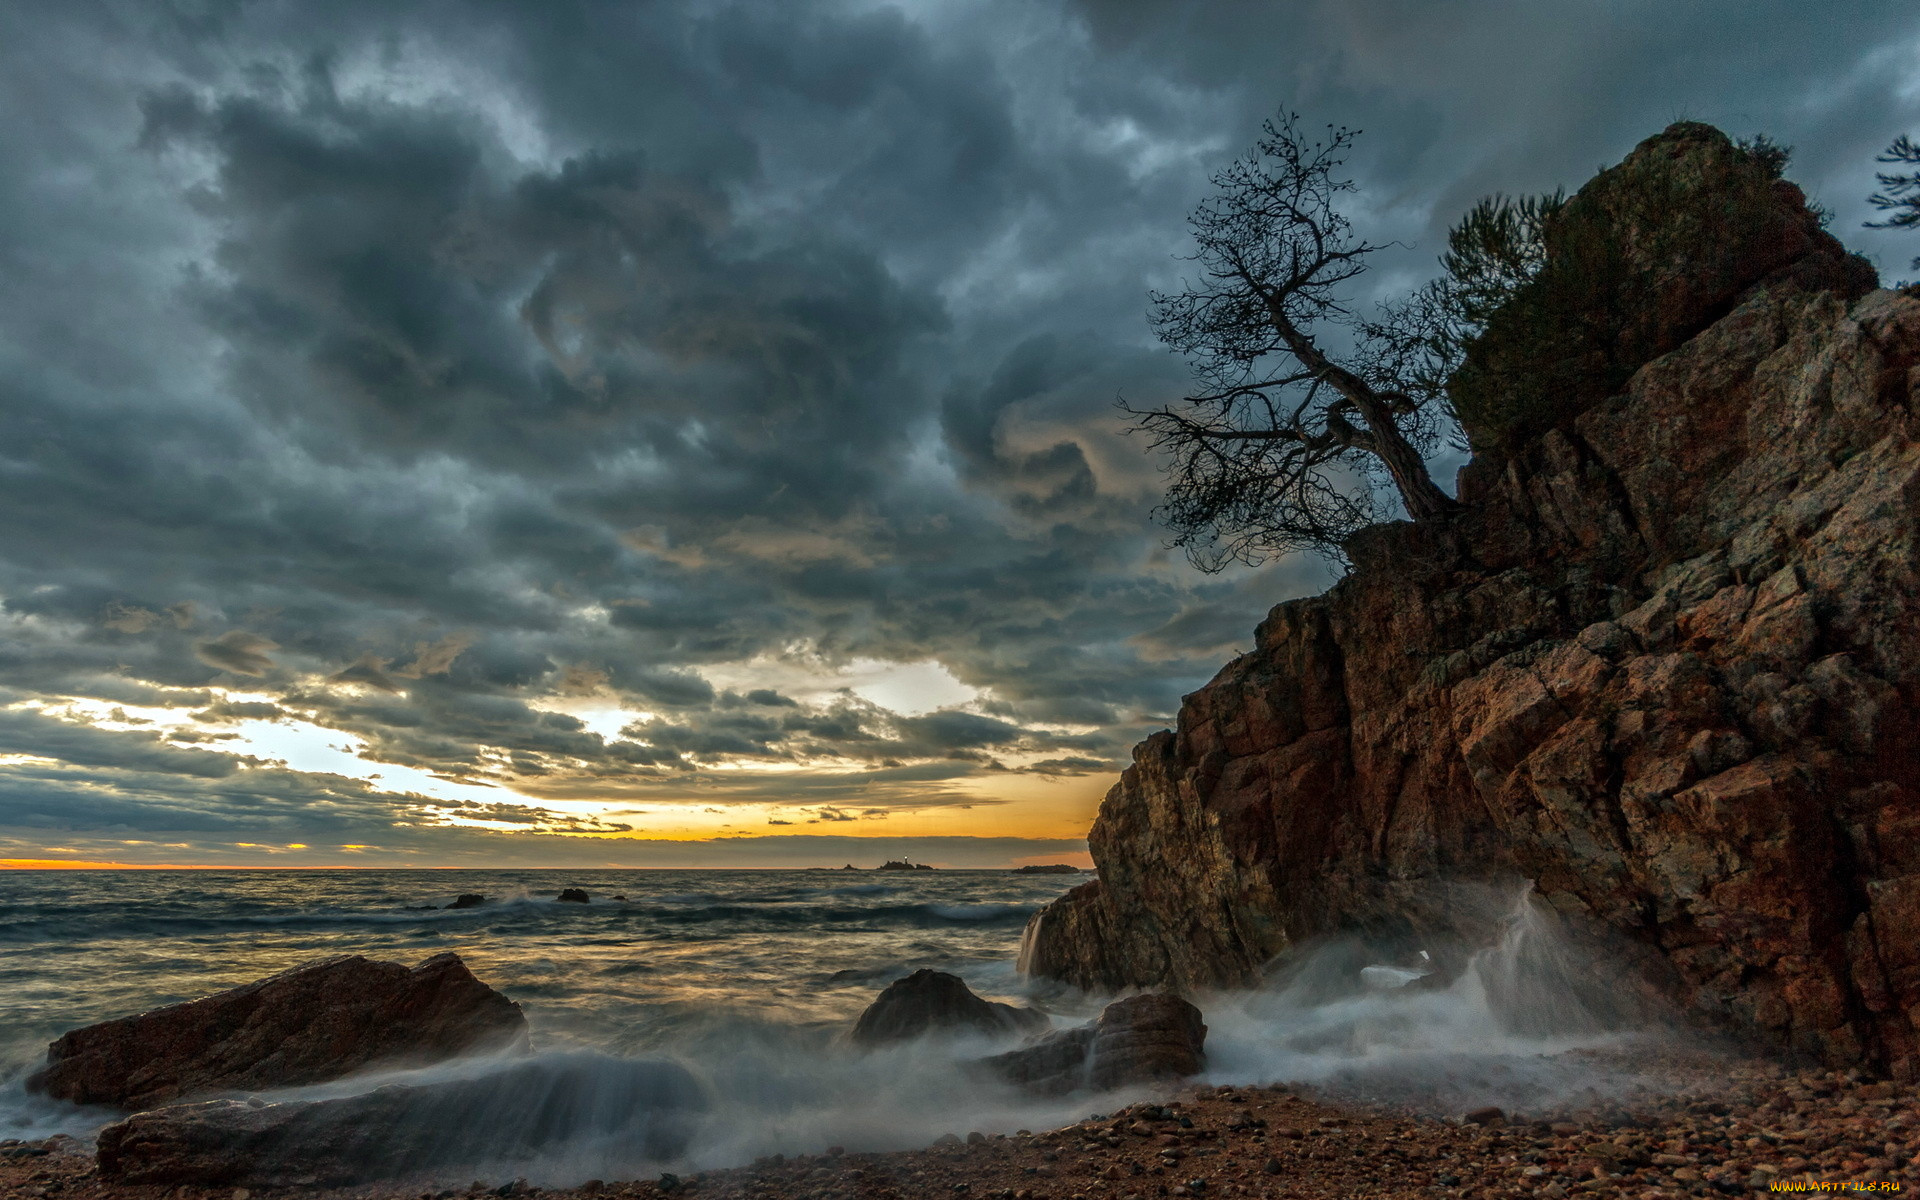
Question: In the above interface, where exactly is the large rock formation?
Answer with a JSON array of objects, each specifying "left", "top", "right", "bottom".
[
  {"left": 850, "top": 969, "right": 1047, "bottom": 1044},
  {"left": 31, "top": 953, "right": 527, "bottom": 1110},
  {"left": 95, "top": 1053, "right": 704, "bottom": 1186},
  {"left": 1023, "top": 127, "right": 1920, "bottom": 1076}
]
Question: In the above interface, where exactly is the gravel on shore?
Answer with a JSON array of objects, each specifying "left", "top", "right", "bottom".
[{"left": 4, "top": 1049, "right": 1914, "bottom": 1200}]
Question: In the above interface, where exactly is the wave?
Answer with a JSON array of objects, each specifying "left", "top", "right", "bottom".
[
  {"left": 0, "top": 898, "right": 1038, "bottom": 948},
  {"left": 639, "top": 901, "right": 1036, "bottom": 928},
  {"left": 0, "top": 898, "right": 550, "bottom": 942},
  {"left": 923, "top": 903, "right": 1029, "bottom": 921}
]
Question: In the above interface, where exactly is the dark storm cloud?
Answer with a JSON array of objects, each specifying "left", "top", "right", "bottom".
[
  {"left": 0, "top": 709, "right": 254, "bottom": 780},
  {"left": 195, "top": 631, "right": 279, "bottom": 676},
  {"left": 1, "top": 0, "right": 1917, "bottom": 858},
  {"left": 0, "top": 757, "right": 428, "bottom": 839}
]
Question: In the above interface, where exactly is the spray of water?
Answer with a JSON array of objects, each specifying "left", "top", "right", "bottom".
[
  {"left": 1200, "top": 882, "right": 1681, "bottom": 1113},
  {"left": 145, "top": 1022, "right": 1148, "bottom": 1186}
]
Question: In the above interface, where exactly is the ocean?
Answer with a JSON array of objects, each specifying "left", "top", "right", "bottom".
[{"left": 0, "top": 869, "right": 1674, "bottom": 1185}]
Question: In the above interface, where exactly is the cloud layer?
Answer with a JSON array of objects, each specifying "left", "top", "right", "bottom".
[{"left": 1, "top": 0, "right": 1916, "bottom": 865}]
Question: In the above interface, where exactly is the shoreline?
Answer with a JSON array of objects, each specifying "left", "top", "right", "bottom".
[{"left": 8, "top": 1049, "right": 1915, "bottom": 1200}]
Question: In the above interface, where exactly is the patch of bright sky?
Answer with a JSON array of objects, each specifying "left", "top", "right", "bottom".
[
  {"left": 22, "top": 657, "right": 1038, "bottom": 841},
  {"left": 527, "top": 661, "right": 989, "bottom": 749},
  {"left": 41, "top": 695, "right": 523, "bottom": 811},
  {"left": 848, "top": 659, "right": 980, "bottom": 713},
  {"left": 699, "top": 654, "right": 982, "bottom": 715},
  {"left": 230, "top": 718, "right": 514, "bottom": 804},
  {"left": 547, "top": 704, "right": 645, "bottom": 742},
  {"left": 26, "top": 693, "right": 1002, "bottom": 840}
]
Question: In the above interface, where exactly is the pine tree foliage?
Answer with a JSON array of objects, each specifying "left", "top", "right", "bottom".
[
  {"left": 1867, "top": 134, "right": 1920, "bottom": 270},
  {"left": 1355, "top": 193, "right": 1563, "bottom": 451}
]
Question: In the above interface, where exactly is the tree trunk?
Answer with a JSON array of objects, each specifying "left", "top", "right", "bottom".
[
  {"left": 1349, "top": 393, "right": 1459, "bottom": 522},
  {"left": 1263, "top": 298, "right": 1461, "bottom": 524}
]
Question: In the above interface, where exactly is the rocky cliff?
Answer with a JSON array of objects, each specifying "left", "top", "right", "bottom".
[{"left": 1022, "top": 127, "right": 1920, "bottom": 1076}]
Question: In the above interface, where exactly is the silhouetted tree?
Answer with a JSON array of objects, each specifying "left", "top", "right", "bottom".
[
  {"left": 1867, "top": 134, "right": 1920, "bottom": 270},
  {"left": 1128, "top": 114, "right": 1458, "bottom": 570}
]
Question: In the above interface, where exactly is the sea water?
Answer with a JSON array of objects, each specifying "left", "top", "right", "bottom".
[
  {"left": 0, "top": 870, "right": 1678, "bottom": 1184},
  {"left": 0, "top": 869, "right": 1113, "bottom": 1169}
]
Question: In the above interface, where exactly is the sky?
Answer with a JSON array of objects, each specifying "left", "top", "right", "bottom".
[{"left": 1, "top": 1, "right": 1917, "bottom": 870}]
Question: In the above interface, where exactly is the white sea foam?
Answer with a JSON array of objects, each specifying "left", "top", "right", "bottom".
[{"left": 1199, "top": 883, "right": 1679, "bottom": 1114}]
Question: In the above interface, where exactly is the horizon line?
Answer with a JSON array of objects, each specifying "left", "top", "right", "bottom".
[{"left": 0, "top": 859, "right": 1093, "bottom": 871}]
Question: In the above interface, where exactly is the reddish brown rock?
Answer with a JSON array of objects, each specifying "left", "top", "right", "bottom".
[
  {"left": 1023, "top": 133, "right": 1920, "bottom": 1076},
  {"left": 30, "top": 952, "right": 527, "bottom": 1110},
  {"left": 850, "top": 969, "right": 1047, "bottom": 1044},
  {"left": 982, "top": 993, "right": 1205, "bottom": 1094}
]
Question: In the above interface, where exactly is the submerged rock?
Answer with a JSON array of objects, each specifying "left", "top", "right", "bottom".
[
  {"left": 29, "top": 953, "right": 526, "bottom": 1110},
  {"left": 557, "top": 888, "right": 590, "bottom": 903},
  {"left": 1021, "top": 125, "right": 1920, "bottom": 1076},
  {"left": 95, "top": 1054, "right": 705, "bottom": 1186},
  {"left": 849, "top": 969, "right": 1047, "bottom": 1044},
  {"left": 981, "top": 993, "right": 1205, "bottom": 1094},
  {"left": 448, "top": 893, "right": 487, "bottom": 909}
]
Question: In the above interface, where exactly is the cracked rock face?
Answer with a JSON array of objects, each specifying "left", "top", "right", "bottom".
[{"left": 1022, "top": 277, "right": 1920, "bottom": 1075}]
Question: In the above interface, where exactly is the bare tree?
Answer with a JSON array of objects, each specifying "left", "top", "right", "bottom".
[
  {"left": 1867, "top": 133, "right": 1920, "bottom": 270},
  {"left": 1128, "top": 114, "right": 1458, "bottom": 570}
]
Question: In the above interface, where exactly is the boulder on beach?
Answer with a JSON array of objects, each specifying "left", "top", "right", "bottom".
[
  {"left": 448, "top": 893, "right": 486, "bottom": 909},
  {"left": 95, "top": 1053, "right": 707, "bottom": 1186},
  {"left": 557, "top": 888, "right": 590, "bottom": 903},
  {"left": 849, "top": 969, "right": 1047, "bottom": 1045},
  {"left": 981, "top": 992, "right": 1204, "bottom": 1094},
  {"left": 29, "top": 952, "right": 527, "bottom": 1111}
]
